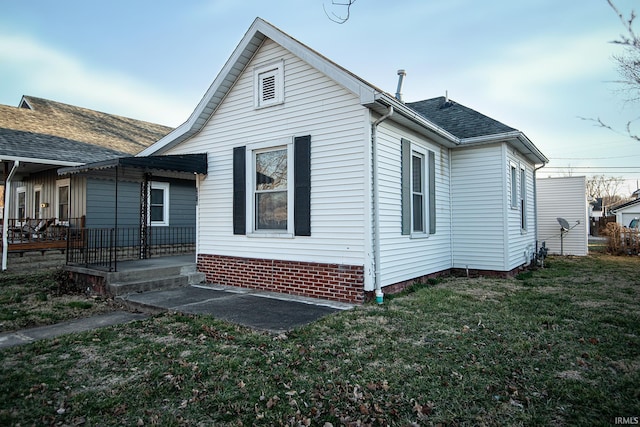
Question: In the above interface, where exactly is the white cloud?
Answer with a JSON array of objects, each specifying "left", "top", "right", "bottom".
[{"left": 0, "top": 33, "right": 192, "bottom": 126}]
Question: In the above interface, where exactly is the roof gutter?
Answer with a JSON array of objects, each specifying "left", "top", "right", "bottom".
[
  {"left": 372, "top": 94, "right": 549, "bottom": 165},
  {"left": 460, "top": 132, "right": 548, "bottom": 165},
  {"left": 2, "top": 161, "right": 19, "bottom": 271},
  {"left": 0, "top": 156, "right": 81, "bottom": 167}
]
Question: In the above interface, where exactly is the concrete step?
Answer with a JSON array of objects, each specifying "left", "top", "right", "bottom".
[
  {"left": 107, "top": 264, "right": 197, "bottom": 284},
  {"left": 108, "top": 275, "right": 190, "bottom": 296},
  {"left": 107, "top": 265, "right": 204, "bottom": 297}
]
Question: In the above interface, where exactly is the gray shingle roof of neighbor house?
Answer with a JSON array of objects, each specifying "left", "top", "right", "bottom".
[
  {"left": 0, "top": 129, "right": 130, "bottom": 164},
  {"left": 0, "top": 96, "right": 173, "bottom": 165},
  {"left": 407, "top": 97, "right": 517, "bottom": 140}
]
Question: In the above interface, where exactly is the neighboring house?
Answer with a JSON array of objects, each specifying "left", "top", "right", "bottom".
[
  {"left": 536, "top": 176, "right": 588, "bottom": 256},
  {"left": 138, "top": 18, "right": 548, "bottom": 304},
  {"left": 590, "top": 197, "right": 604, "bottom": 219},
  {"left": 0, "top": 96, "right": 191, "bottom": 270},
  {"left": 610, "top": 198, "right": 640, "bottom": 228}
]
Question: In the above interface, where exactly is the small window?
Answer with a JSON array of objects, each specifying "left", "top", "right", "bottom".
[
  {"left": 16, "top": 187, "right": 26, "bottom": 220},
  {"left": 33, "top": 186, "right": 42, "bottom": 219},
  {"left": 56, "top": 179, "right": 70, "bottom": 223},
  {"left": 510, "top": 164, "right": 518, "bottom": 209},
  {"left": 520, "top": 167, "right": 527, "bottom": 230},
  {"left": 254, "top": 61, "right": 284, "bottom": 108},
  {"left": 149, "top": 182, "right": 170, "bottom": 226},
  {"left": 254, "top": 147, "right": 288, "bottom": 231}
]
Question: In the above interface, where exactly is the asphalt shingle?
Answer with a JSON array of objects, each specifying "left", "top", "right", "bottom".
[{"left": 407, "top": 96, "right": 517, "bottom": 139}]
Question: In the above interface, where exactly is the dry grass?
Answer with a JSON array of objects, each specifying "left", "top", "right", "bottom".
[{"left": 0, "top": 253, "right": 638, "bottom": 425}]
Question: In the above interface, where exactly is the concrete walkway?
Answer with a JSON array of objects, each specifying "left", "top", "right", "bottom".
[
  {"left": 0, "top": 285, "right": 353, "bottom": 349},
  {"left": 0, "top": 311, "right": 147, "bottom": 349}
]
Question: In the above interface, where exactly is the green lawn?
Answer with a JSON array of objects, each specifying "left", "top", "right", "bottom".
[{"left": 1, "top": 254, "right": 638, "bottom": 426}]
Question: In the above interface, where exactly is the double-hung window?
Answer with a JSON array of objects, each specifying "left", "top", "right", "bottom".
[
  {"left": 411, "top": 152, "right": 426, "bottom": 233},
  {"left": 254, "top": 147, "right": 288, "bottom": 231},
  {"left": 401, "top": 139, "right": 436, "bottom": 236},
  {"left": 232, "top": 136, "right": 311, "bottom": 237}
]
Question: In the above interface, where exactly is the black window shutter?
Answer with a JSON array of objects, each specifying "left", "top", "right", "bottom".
[
  {"left": 428, "top": 150, "right": 436, "bottom": 234},
  {"left": 232, "top": 146, "right": 246, "bottom": 235},
  {"left": 401, "top": 138, "right": 411, "bottom": 235},
  {"left": 294, "top": 135, "right": 311, "bottom": 236}
]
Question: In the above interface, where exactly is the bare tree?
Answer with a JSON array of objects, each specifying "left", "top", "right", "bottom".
[
  {"left": 584, "top": 1, "right": 640, "bottom": 140},
  {"left": 324, "top": 0, "right": 356, "bottom": 24},
  {"left": 586, "top": 174, "right": 628, "bottom": 207}
]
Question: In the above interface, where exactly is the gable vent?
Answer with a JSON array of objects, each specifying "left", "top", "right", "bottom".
[{"left": 261, "top": 74, "right": 276, "bottom": 101}]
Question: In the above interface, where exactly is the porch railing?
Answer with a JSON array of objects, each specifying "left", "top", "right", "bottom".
[
  {"left": 1, "top": 217, "right": 84, "bottom": 250},
  {"left": 66, "top": 226, "right": 196, "bottom": 271}
]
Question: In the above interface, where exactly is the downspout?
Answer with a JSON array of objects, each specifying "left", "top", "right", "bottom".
[
  {"left": 371, "top": 106, "right": 393, "bottom": 304},
  {"left": 2, "top": 161, "right": 19, "bottom": 271}
]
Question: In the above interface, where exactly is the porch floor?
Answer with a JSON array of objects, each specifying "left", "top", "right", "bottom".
[{"left": 107, "top": 254, "right": 196, "bottom": 273}]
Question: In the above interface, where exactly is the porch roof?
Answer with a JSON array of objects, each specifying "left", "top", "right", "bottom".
[{"left": 57, "top": 153, "right": 208, "bottom": 177}]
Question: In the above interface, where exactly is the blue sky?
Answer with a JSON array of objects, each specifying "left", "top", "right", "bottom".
[{"left": 1, "top": 0, "right": 639, "bottom": 194}]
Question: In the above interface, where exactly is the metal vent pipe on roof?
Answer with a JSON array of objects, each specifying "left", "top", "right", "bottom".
[{"left": 395, "top": 69, "right": 406, "bottom": 102}]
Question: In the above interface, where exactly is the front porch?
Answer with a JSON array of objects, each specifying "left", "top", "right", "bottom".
[
  {"left": 1, "top": 217, "right": 196, "bottom": 273},
  {"left": 64, "top": 254, "right": 205, "bottom": 297}
]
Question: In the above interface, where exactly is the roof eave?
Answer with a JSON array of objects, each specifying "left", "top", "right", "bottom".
[
  {"left": 139, "top": 17, "right": 381, "bottom": 157},
  {"left": 368, "top": 93, "right": 460, "bottom": 148},
  {"left": 460, "top": 132, "right": 548, "bottom": 165},
  {"left": 0, "top": 155, "right": 82, "bottom": 167}
]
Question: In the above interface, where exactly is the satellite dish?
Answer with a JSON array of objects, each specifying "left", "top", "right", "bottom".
[
  {"left": 557, "top": 217, "right": 570, "bottom": 231},
  {"left": 557, "top": 217, "right": 571, "bottom": 256}
]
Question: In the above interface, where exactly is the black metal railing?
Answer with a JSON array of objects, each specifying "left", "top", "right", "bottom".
[{"left": 66, "top": 226, "right": 196, "bottom": 271}]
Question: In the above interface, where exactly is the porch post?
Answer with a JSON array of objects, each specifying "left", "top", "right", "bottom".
[
  {"left": 113, "top": 165, "right": 119, "bottom": 271},
  {"left": 2, "top": 161, "right": 19, "bottom": 271},
  {"left": 140, "top": 173, "right": 150, "bottom": 259}
]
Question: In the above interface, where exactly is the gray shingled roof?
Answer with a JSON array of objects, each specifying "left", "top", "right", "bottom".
[
  {"left": 0, "top": 96, "right": 173, "bottom": 164},
  {"left": 407, "top": 97, "right": 517, "bottom": 139},
  {"left": 0, "top": 129, "right": 129, "bottom": 164}
]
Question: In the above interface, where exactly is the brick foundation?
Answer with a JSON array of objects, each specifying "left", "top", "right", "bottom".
[
  {"left": 197, "top": 254, "right": 365, "bottom": 304},
  {"left": 364, "top": 269, "right": 451, "bottom": 302}
]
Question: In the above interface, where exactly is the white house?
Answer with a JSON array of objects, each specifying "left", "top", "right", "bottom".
[
  {"left": 536, "top": 176, "right": 589, "bottom": 256},
  {"left": 610, "top": 198, "right": 640, "bottom": 228},
  {"left": 140, "top": 18, "right": 548, "bottom": 303}
]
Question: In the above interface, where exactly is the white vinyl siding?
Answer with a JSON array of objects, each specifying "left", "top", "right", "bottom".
[
  {"left": 451, "top": 144, "right": 506, "bottom": 270},
  {"left": 505, "top": 150, "right": 537, "bottom": 269},
  {"left": 536, "top": 176, "right": 588, "bottom": 256},
  {"left": 451, "top": 144, "right": 537, "bottom": 271},
  {"left": 375, "top": 120, "right": 451, "bottom": 288},
  {"left": 165, "top": 39, "right": 368, "bottom": 267}
]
